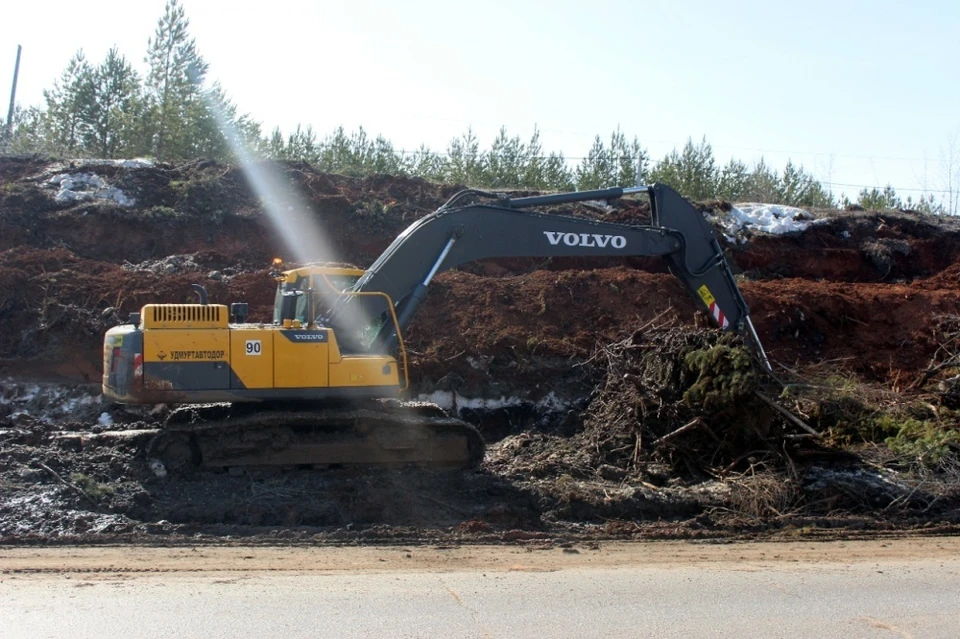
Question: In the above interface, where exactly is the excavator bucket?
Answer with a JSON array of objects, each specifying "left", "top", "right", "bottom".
[{"left": 648, "top": 185, "right": 768, "bottom": 367}]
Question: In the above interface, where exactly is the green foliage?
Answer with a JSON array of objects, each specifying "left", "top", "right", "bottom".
[
  {"left": 780, "top": 160, "right": 833, "bottom": 207},
  {"left": 444, "top": 127, "right": 484, "bottom": 185},
  {"left": 42, "top": 50, "right": 95, "bottom": 155},
  {"left": 84, "top": 47, "right": 142, "bottom": 158},
  {"left": 575, "top": 128, "right": 647, "bottom": 190},
  {"left": 682, "top": 341, "right": 757, "bottom": 411},
  {"left": 273, "top": 125, "right": 405, "bottom": 177},
  {"left": 142, "top": 205, "right": 183, "bottom": 221},
  {"left": 878, "top": 415, "right": 960, "bottom": 465},
  {"left": 354, "top": 199, "right": 395, "bottom": 223},
  {"left": 852, "top": 185, "right": 902, "bottom": 210},
  {"left": 650, "top": 137, "right": 717, "bottom": 201},
  {"left": 144, "top": 0, "right": 210, "bottom": 160},
  {"left": 844, "top": 184, "right": 947, "bottom": 214},
  {"left": 3, "top": 105, "right": 51, "bottom": 154},
  {"left": 716, "top": 158, "right": 750, "bottom": 201},
  {"left": 903, "top": 193, "right": 944, "bottom": 215},
  {"left": 171, "top": 174, "right": 227, "bottom": 215},
  {"left": 70, "top": 472, "right": 114, "bottom": 500},
  {"left": 794, "top": 375, "right": 959, "bottom": 466}
]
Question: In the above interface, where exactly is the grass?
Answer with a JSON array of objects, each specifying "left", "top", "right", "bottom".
[
  {"left": 70, "top": 472, "right": 115, "bottom": 501},
  {"left": 781, "top": 366, "right": 960, "bottom": 467}
]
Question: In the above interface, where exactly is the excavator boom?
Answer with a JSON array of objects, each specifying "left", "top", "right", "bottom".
[{"left": 335, "top": 183, "right": 766, "bottom": 364}]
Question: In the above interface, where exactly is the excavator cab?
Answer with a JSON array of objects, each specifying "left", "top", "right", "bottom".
[
  {"left": 270, "top": 263, "right": 394, "bottom": 354},
  {"left": 271, "top": 263, "right": 366, "bottom": 326}
]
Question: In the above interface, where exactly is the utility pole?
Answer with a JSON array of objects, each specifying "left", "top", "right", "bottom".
[{"left": 5, "top": 45, "right": 22, "bottom": 142}]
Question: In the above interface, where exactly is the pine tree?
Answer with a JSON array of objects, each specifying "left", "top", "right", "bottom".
[
  {"left": 43, "top": 50, "right": 95, "bottom": 155},
  {"left": 318, "top": 126, "right": 352, "bottom": 172},
  {"left": 369, "top": 134, "right": 402, "bottom": 174},
  {"left": 484, "top": 127, "right": 526, "bottom": 188},
  {"left": 542, "top": 151, "right": 575, "bottom": 191},
  {"left": 903, "top": 193, "right": 943, "bottom": 215},
  {"left": 744, "top": 158, "right": 782, "bottom": 202},
  {"left": 4, "top": 106, "right": 50, "bottom": 154},
  {"left": 445, "top": 128, "right": 484, "bottom": 185},
  {"left": 287, "top": 125, "right": 320, "bottom": 164},
  {"left": 716, "top": 159, "right": 750, "bottom": 201},
  {"left": 780, "top": 160, "right": 832, "bottom": 207},
  {"left": 144, "top": 0, "right": 209, "bottom": 160},
  {"left": 610, "top": 128, "right": 647, "bottom": 187},
  {"left": 189, "top": 83, "right": 261, "bottom": 160},
  {"left": 575, "top": 135, "right": 613, "bottom": 190},
  {"left": 856, "top": 185, "right": 902, "bottom": 210},
  {"left": 266, "top": 126, "right": 287, "bottom": 159},
  {"left": 648, "top": 137, "right": 718, "bottom": 200},
  {"left": 83, "top": 47, "right": 141, "bottom": 158},
  {"left": 403, "top": 144, "right": 445, "bottom": 181}
]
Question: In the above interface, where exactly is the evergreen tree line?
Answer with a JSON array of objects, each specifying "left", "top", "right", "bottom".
[
  {"left": 4, "top": 0, "right": 261, "bottom": 162},
  {"left": 1, "top": 0, "right": 946, "bottom": 213}
]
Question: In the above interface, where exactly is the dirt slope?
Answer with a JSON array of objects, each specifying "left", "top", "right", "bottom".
[{"left": 3, "top": 157, "right": 960, "bottom": 387}]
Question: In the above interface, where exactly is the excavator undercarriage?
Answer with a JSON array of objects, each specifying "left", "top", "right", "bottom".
[
  {"left": 148, "top": 400, "right": 485, "bottom": 471},
  {"left": 103, "top": 183, "right": 765, "bottom": 472}
]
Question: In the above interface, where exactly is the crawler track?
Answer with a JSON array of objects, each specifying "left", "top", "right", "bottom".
[{"left": 147, "top": 401, "right": 486, "bottom": 470}]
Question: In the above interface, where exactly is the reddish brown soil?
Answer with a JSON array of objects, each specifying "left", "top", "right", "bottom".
[{"left": 2, "top": 158, "right": 960, "bottom": 388}]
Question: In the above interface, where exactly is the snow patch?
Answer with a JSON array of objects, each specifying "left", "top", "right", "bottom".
[
  {"left": 149, "top": 459, "right": 168, "bottom": 479},
  {"left": 416, "top": 390, "right": 571, "bottom": 416},
  {"left": 46, "top": 172, "right": 135, "bottom": 207},
  {"left": 97, "top": 412, "right": 114, "bottom": 427},
  {"left": 18, "top": 384, "right": 41, "bottom": 403},
  {"left": 718, "top": 202, "right": 816, "bottom": 241},
  {"left": 79, "top": 158, "right": 155, "bottom": 169}
]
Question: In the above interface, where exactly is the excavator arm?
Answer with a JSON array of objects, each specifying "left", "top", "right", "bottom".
[{"left": 331, "top": 183, "right": 767, "bottom": 365}]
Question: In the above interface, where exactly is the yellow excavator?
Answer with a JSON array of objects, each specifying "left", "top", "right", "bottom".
[{"left": 103, "top": 184, "right": 768, "bottom": 470}]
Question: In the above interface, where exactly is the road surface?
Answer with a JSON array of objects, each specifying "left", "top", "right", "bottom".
[{"left": 2, "top": 537, "right": 958, "bottom": 638}]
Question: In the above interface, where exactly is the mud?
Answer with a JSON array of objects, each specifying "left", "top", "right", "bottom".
[{"left": 2, "top": 157, "right": 960, "bottom": 545}]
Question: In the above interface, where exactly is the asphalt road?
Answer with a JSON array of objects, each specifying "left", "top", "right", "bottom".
[{"left": 2, "top": 539, "right": 958, "bottom": 638}]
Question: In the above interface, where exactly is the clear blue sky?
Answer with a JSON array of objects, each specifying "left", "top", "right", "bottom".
[{"left": 2, "top": 0, "right": 959, "bottom": 201}]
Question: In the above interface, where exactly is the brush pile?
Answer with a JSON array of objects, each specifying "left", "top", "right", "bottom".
[{"left": 488, "top": 326, "right": 811, "bottom": 481}]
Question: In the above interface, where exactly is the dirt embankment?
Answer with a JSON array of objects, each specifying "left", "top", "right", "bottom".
[
  {"left": 1, "top": 157, "right": 960, "bottom": 545},
  {"left": 3, "top": 157, "right": 960, "bottom": 387}
]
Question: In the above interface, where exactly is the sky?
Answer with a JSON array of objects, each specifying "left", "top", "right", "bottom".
[{"left": 2, "top": 0, "right": 959, "bottom": 202}]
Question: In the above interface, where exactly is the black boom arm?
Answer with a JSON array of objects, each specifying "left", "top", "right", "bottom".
[{"left": 333, "top": 184, "right": 765, "bottom": 364}]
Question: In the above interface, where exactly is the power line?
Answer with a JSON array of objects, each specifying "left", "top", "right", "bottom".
[{"left": 819, "top": 181, "right": 952, "bottom": 195}]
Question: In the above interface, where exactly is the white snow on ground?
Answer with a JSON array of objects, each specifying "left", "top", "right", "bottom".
[
  {"left": 718, "top": 202, "right": 817, "bottom": 241},
  {"left": 97, "top": 412, "right": 114, "bottom": 427},
  {"left": 79, "top": 158, "right": 155, "bottom": 168},
  {"left": 45, "top": 172, "right": 136, "bottom": 207},
  {"left": 416, "top": 390, "right": 570, "bottom": 416}
]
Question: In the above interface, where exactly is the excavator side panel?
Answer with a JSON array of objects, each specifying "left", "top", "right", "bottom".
[
  {"left": 229, "top": 328, "right": 274, "bottom": 389},
  {"left": 329, "top": 356, "right": 400, "bottom": 389},
  {"left": 273, "top": 329, "right": 331, "bottom": 389},
  {"left": 142, "top": 328, "right": 231, "bottom": 391}
]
